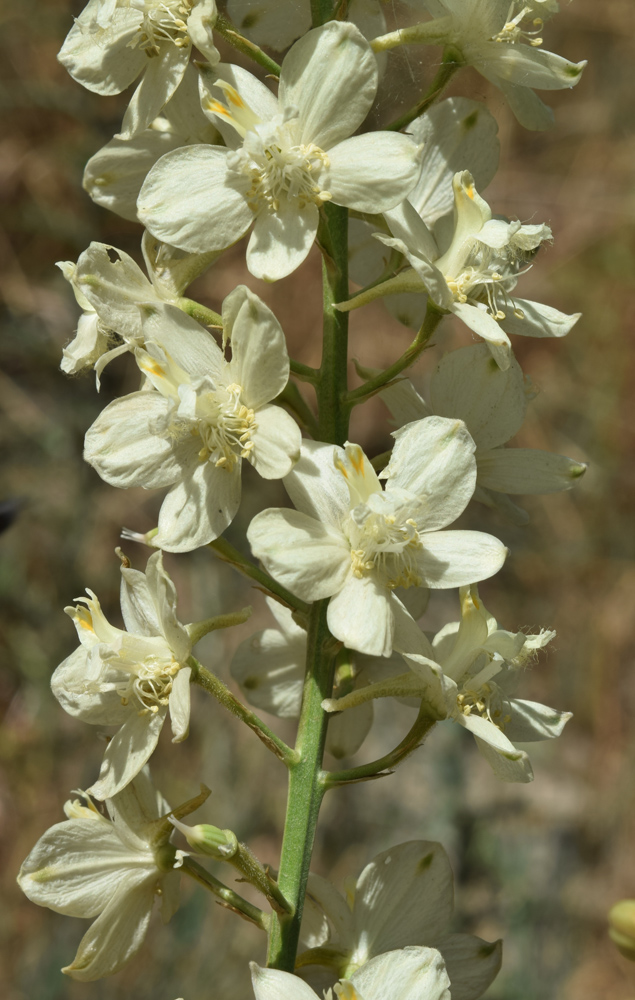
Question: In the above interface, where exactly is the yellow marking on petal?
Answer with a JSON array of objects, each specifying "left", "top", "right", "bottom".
[
  {"left": 205, "top": 99, "right": 233, "bottom": 118},
  {"left": 466, "top": 182, "right": 475, "bottom": 199},
  {"left": 335, "top": 982, "right": 362, "bottom": 1000},
  {"left": 140, "top": 362, "right": 165, "bottom": 378}
]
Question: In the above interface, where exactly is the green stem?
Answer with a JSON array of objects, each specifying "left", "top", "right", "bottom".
[
  {"left": 346, "top": 304, "right": 443, "bottom": 406},
  {"left": 209, "top": 536, "right": 310, "bottom": 615},
  {"left": 181, "top": 856, "right": 269, "bottom": 930},
  {"left": 175, "top": 297, "right": 223, "bottom": 328},
  {"left": 266, "top": 601, "right": 338, "bottom": 969},
  {"left": 324, "top": 704, "right": 436, "bottom": 787},
  {"left": 214, "top": 14, "right": 281, "bottom": 76},
  {"left": 290, "top": 359, "right": 319, "bottom": 384},
  {"left": 386, "top": 48, "right": 463, "bottom": 132},
  {"left": 316, "top": 204, "right": 350, "bottom": 444},
  {"left": 277, "top": 382, "right": 320, "bottom": 440},
  {"left": 190, "top": 657, "right": 297, "bottom": 766},
  {"left": 311, "top": 0, "right": 335, "bottom": 27}
]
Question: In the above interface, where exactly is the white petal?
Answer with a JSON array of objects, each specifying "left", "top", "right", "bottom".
[
  {"left": 140, "top": 303, "right": 224, "bottom": 379},
  {"left": 350, "top": 946, "right": 451, "bottom": 1000},
  {"left": 62, "top": 873, "right": 157, "bottom": 981},
  {"left": 228, "top": 286, "right": 290, "bottom": 407},
  {"left": 473, "top": 733, "right": 533, "bottom": 783},
  {"left": 327, "top": 575, "right": 394, "bottom": 658},
  {"left": 169, "top": 666, "right": 191, "bottom": 742},
  {"left": 406, "top": 98, "right": 500, "bottom": 224},
  {"left": 376, "top": 237, "right": 452, "bottom": 310},
  {"left": 51, "top": 647, "right": 130, "bottom": 726},
  {"left": 249, "top": 405, "right": 302, "bottom": 479},
  {"left": 326, "top": 701, "right": 374, "bottom": 758},
  {"left": 430, "top": 343, "right": 526, "bottom": 450},
  {"left": 138, "top": 146, "right": 253, "bottom": 253},
  {"left": 383, "top": 200, "right": 439, "bottom": 262},
  {"left": 391, "top": 596, "right": 435, "bottom": 658},
  {"left": 384, "top": 416, "right": 476, "bottom": 529},
  {"left": 327, "top": 133, "right": 422, "bottom": 214},
  {"left": 504, "top": 699, "right": 572, "bottom": 743},
  {"left": 187, "top": 0, "right": 219, "bottom": 64},
  {"left": 352, "top": 843, "right": 454, "bottom": 962},
  {"left": 226, "top": 0, "right": 311, "bottom": 50},
  {"left": 156, "top": 461, "right": 242, "bottom": 552},
  {"left": 494, "top": 79, "right": 554, "bottom": 131},
  {"left": 84, "top": 392, "right": 188, "bottom": 489},
  {"left": 246, "top": 203, "right": 319, "bottom": 282},
  {"left": 284, "top": 440, "right": 351, "bottom": 529},
  {"left": 416, "top": 530, "right": 507, "bottom": 588},
  {"left": 144, "top": 550, "right": 191, "bottom": 659},
  {"left": 305, "top": 873, "right": 355, "bottom": 947},
  {"left": 251, "top": 964, "right": 319, "bottom": 1000},
  {"left": 435, "top": 933, "right": 502, "bottom": 1000},
  {"left": 380, "top": 379, "right": 430, "bottom": 428},
  {"left": 451, "top": 302, "right": 511, "bottom": 370},
  {"left": 83, "top": 129, "right": 182, "bottom": 222},
  {"left": 248, "top": 508, "right": 351, "bottom": 601},
  {"left": 500, "top": 298, "right": 581, "bottom": 340},
  {"left": 88, "top": 707, "right": 166, "bottom": 800},
  {"left": 17, "top": 817, "right": 144, "bottom": 917},
  {"left": 476, "top": 42, "right": 586, "bottom": 90},
  {"left": 476, "top": 447, "right": 586, "bottom": 494},
  {"left": 106, "top": 767, "right": 167, "bottom": 832},
  {"left": 119, "top": 46, "right": 188, "bottom": 140},
  {"left": 75, "top": 243, "right": 157, "bottom": 337},
  {"left": 231, "top": 628, "right": 304, "bottom": 718},
  {"left": 203, "top": 61, "right": 280, "bottom": 129},
  {"left": 279, "top": 21, "right": 377, "bottom": 150},
  {"left": 58, "top": 9, "right": 145, "bottom": 95}
]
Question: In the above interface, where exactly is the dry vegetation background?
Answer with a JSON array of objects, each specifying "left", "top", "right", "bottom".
[{"left": 2, "top": 1, "right": 635, "bottom": 997}]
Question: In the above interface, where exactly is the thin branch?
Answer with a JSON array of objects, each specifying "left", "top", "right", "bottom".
[
  {"left": 181, "top": 856, "right": 269, "bottom": 930},
  {"left": 290, "top": 359, "right": 319, "bottom": 384},
  {"left": 208, "top": 536, "right": 310, "bottom": 615},
  {"left": 190, "top": 658, "right": 297, "bottom": 766},
  {"left": 175, "top": 297, "right": 223, "bottom": 328},
  {"left": 384, "top": 48, "right": 463, "bottom": 132},
  {"left": 322, "top": 704, "right": 436, "bottom": 787},
  {"left": 214, "top": 14, "right": 281, "bottom": 76},
  {"left": 276, "top": 382, "right": 320, "bottom": 440}
]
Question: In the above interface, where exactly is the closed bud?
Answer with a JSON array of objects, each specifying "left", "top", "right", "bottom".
[
  {"left": 609, "top": 900, "right": 635, "bottom": 960},
  {"left": 169, "top": 816, "right": 238, "bottom": 859}
]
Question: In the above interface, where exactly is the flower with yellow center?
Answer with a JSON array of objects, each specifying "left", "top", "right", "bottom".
[
  {"left": 83, "top": 285, "right": 301, "bottom": 551},
  {"left": 58, "top": 0, "right": 218, "bottom": 139},
  {"left": 138, "top": 20, "right": 423, "bottom": 281},
  {"left": 248, "top": 418, "right": 507, "bottom": 658}
]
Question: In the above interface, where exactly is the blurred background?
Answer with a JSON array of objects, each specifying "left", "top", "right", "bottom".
[{"left": 2, "top": 1, "right": 635, "bottom": 997}]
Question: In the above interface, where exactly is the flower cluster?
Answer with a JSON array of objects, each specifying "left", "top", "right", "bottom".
[{"left": 18, "top": 1, "right": 588, "bottom": 995}]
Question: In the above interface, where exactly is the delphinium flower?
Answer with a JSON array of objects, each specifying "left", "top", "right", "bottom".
[
  {"left": 17, "top": 769, "right": 189, "bottom": 981},
  {"left": 59, "top": 232, "right": 217, "bottom": 384},
  {"left": 52, "top": 550, "right": 195, "bottom": 799},
  {"left": 138, "top": 20, "right": 422, "bottom": 280},
  {"left": 371, "top": 0, "right": 586, "bottom": 130},
  {"left": 248, "top": 419, "right": 507, "bottom": 658},
  {"left": 324, "top": 585, "right": 572, "bottom": 782},
  {"left": 58, "top": 0, "right": 219, "bottom": 139},
  {"left": 380, "top": 342, "right": 587, "bottom": 524},
  {"left": 300, "top": 840, "right": 501, "bottom": 1000},
  {"left": 84, "top": 285, "right": 301, "bottom": 551},
  {"left": 251, "top": 947, "right": 451, "bottom": 1000},
  {"left": 341, "top": 170, "right": 580, "bottom": 370}
]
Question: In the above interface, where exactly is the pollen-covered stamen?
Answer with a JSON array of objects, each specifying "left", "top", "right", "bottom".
[
  {"left": 114, "top": 656, "right": 182, "bottom": 714},
  {"left": 347, "top": 509, "right": 423, "bottom": 589},
  {"left": 127, "top": 0, "right": 193, "bottom": 56},
  {"left": 492, "top": 3, "right": 544, "bottom": 46},
  {"left": 225, "top": 119, "right": 332, "bottom": 214},
  {"left": 190, "top": 383, "right": 257, "bottom": 472},
  {"left": 457, "top": 681, "right": 512, "bottom": 730},
  {"left": 445, "top": 241, "right": 535, "bottom": 320}
]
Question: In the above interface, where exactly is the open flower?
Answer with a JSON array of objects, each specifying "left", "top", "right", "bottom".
[
  {"left": 84, "top": 286, "right": 301, "bottom": 551},
  {"left": 324, "top": 585, "right": 572, "bottom": 782},
  {"left": 52, "top": 550, "right": 194, "bottom": 799},
  {"left": 380, "top": 343, "right": 587, "bottom": 524},
  {"left": 59, "top": 232, "right": 217, "bottom": 385},
  {"left": 300, "top": 840, "right": 501, "bottom": 1000},
  {"left": 17, "top": 770, "right": 187, "bottom": 981},
  {"left": 341, "top": 170, "right": 580, "bottom": 370},
  {"left": 58, "top": 0, "right": 219, "bottom": 139},
  {"left": 138, "top": 20, "right": 422, "bottom": 280},
  {"left": 248, "top": 420, "right": 507, "bottom": 658},
  {"left": 251, "top": 947, "right": 451, "bottom": 1000},
  {"left": 372, "top": 0, "right": 586, "bottom": 130}
]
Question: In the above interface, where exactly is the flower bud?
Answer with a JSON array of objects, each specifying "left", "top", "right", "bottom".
[
  {"left": 169, "top": 816, "right": 238, "bottom": 859},
  {"left": 609, "top": 900, "right": 635, "bottom": 960}
]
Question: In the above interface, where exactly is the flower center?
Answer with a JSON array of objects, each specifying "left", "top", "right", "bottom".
[
  {"left": 346, "top": 507, "right": 423, "bottom": 589},
  {"left": 491, "top": 3, "right": 543, "bottom": 46},
  {"left": 193, "top": 383, "right": 256, "bottom": 471},
  {"left": 222, "top": 112, "right": 332, "bottom": 214},
  {"left": 457, "top": 681, "right": 512, "bottom": 730},
  {"left": 126, "top": 0, "right": 193, "bottom": 55},
  {"left": 116, "top": 656, "right": 182, "bottom": 714},
  {"left": 444, "top": 244, "right": 532, "bottom": 321}
]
